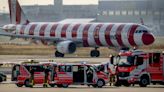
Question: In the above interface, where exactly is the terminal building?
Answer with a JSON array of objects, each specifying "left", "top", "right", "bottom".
[
  {"left": 22, "top": 0, "right": 97, "bottom": 22},
  {"left": 97, "top": 0, "right": 164, "bottom": 35},
  {"left": 0, "top": 0, "right": 164, "bottom": 35}
]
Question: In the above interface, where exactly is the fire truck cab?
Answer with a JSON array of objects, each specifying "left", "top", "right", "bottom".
[{"left": 115, "top": 50, "right": 164, "bottom": 87}]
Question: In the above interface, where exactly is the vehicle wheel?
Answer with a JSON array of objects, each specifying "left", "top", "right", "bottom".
[
  {"left": 24, "top": 79, "right": 31, "bottom": 87},
  {"left": 114, "top": 81, "right": 121, "bottom": 87},
  {"left": 16, "top": 83, "right": 24, "bottom": 87},
  {"left": 123, "top": 83, "right": 131, "bottom": 87},
  {"left": 62, "top": 84, "right": 69, "bottom": 88},
  {"left": 92, "top": 84, "right": 97, "bottom": 88},
  {"left": 139, "top": 76, "right": 149, "bottom": 87},
  {"left": 97, "top": 79, "right": 104, "bottom": 88},
  {"left": 0, "top": 77, "right": 2, "bottom": 82},
  {"left": 57, "top": 84, "right": 63, "bottom": 88},
  {"left": 49, "top": 84, "right": 55, "bottom": 87},
  {"left": 55, "top": 51, "right": 64, "bottom": 57},
  {"left": 90, "top": 50, "right": 100, "bottom": 57}
]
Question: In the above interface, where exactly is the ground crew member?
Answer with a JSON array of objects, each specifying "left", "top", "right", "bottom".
[
  {"left": 43, "top": 66, "right": 50, "bottom": 87},
  {"left": 29, "top": 66, "right": 35, "bottom": 87}
]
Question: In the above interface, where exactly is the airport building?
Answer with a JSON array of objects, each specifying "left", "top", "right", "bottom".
[
  {"left": 0, "top": 0, "right": 164, "bottom": 35},
  {"left": 97, "top": 0, "right": 164, "bottom": 35},
  {"left": 22, "top": 0, "right": 97, "bottom": 22}
]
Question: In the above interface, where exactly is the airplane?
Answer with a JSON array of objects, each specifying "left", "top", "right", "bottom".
[{"left": 0, "top": 0, "right": 155, "bottom": 57}]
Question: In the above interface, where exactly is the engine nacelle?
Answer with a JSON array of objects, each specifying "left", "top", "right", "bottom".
[{"left": 56, "top": 41, "right": 76, "bottom": 54}]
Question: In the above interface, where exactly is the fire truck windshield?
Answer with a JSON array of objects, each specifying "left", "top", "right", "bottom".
[{"left": 118, "top": 56, "right": 135, "bottom": 67}]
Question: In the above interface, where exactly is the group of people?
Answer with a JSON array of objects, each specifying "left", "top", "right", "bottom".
[{"left": 28, "top": 64, "right": 56, "bottom": 88}]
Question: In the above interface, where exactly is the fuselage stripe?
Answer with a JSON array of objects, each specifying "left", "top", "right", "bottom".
[
  {"left": 39, "top": 24, "right": 48, "bottom": 36},
  {"left": 29, "top": 24, "right": 37, "bottom": 35},
  {"left": 50, "top": 24, "right": 58, "bottom": 37},
  {"left": 83, "top": 24, "right": 91, "bottom": 47},
  {"left": 72, "top": 24, "right": 81, "bottom": 38},
  {"left": 61, "top": 24, "right": 69, "bottom": 38},
  {"left": 116, "top": 24, "right": 125, "bottom": 47},
  {"left": 128, "top": 25, "right": 138, "bottom": 46},
  {"left": 105, "top": 24, "right": 114, "bottom": 46},
  {"left": 94, "top": 24, "right": 103, "bottom": 46}
]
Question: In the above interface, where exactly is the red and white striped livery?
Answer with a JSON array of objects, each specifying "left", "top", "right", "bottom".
[{"left": 0, "top": 0, "right": 155, "bottom": 57}]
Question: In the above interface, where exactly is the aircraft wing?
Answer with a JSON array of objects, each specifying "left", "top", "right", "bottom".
[{"left": 0, "top": 31, "right": 83, "bottom": 43}]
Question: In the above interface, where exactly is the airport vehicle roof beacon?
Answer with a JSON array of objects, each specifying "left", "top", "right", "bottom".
[{"left": 0, "top": 0, "right": 155, "bottom": 57}]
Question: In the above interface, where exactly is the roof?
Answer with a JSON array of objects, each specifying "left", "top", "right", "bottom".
[{"left": 59, "top": 18, "right": 95, "bottom": 23}]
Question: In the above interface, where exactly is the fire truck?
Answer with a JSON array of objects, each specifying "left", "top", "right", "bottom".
[
  {"left": 12, "top": 62, "right": 109, "bottom": 88},
  {"left": 113, "top": 50, "right": 164, "bottom": 87}
]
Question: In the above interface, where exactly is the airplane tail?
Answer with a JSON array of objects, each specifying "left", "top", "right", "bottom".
[{"left": 8, "top": 0, "right": 30, "bottom": 24}]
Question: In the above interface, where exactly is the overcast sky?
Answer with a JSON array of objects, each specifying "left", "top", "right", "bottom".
[{"left": 0, "top": 0, "right": 98, "bottom": 12}]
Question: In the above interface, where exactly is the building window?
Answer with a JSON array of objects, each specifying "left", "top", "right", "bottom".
[
  {"left": 141, "top": 11, "right": 146, "bottom": 15},
  {"left": 121, "top": 11, "right": 127, "bottom": 15},
  {"left": 109, "top": 11, "right": 114, "bottom": 15},
  {"left": 134, "top": 11, "right": 139, "bottom": 15},
  {"left": 128, "top": 11, "right": 133, "bottom": 15},
  {"left": 102, "top": 11, "right": 108, "bottom": 16},
  {"left": 115, "top": 11, "right": 120, "bottom": 15},
  {"left": 147, "top": 11, "right": 152, "bottom": 15},
  {"left": 161, "top": 11, "right": 164, "bottom": 15},
  {"left": 154, "top": 11, "right": 160, "bottom": 15}
]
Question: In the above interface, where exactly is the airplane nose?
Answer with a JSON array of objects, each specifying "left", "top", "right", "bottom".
[{"left": 142, "top": 33, "right": 155, "bottom": 45}]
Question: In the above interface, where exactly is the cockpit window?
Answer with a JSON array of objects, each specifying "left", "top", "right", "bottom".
[{"left": 135, "top": 30, "right": 148, "bottom": 33}]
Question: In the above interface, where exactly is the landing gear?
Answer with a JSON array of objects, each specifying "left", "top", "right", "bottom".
[
  {"left": 55, "top": 51, "right": 64, "bottom": 57},
  {"left": 90, "top": 47, "right": 100, "bottom": 57}
]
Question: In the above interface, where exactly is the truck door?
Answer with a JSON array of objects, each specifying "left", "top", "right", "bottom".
[
  {"left": 73, "top": 65, "right": 84, "bottom": 83},
  {"left": 58, "top": 65, "right": 73, "bottom": 84},
  {"left": 148, "top": 53, "right": 163, "bottom": 81},
  {"left": 33, "top": 65, "right": 45, "bottom": 84},
  {"left": 11, "top": 65, "right": 20, "bottom": 81}
]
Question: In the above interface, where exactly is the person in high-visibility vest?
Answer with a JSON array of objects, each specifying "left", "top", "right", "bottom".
[
  {"left": 29, "top": 66, "right": 35, "bottom": 87},
  {"left": 43, "top": 66, "right": 50, "bottom": 87}
]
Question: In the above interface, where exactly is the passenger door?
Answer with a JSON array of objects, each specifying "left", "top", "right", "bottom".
[
  {"left": 57, "top": 65, "right": 73, "bottom": 84},
  {"left": 11, "top": 65, "right": 20, "bottom": 81},
  {"left": 33, "top": 66, "right": 44, "bottom": 84}
]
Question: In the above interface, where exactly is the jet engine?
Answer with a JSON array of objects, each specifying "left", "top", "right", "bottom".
[{"left": 56, "top": 41, "right": 76, "bottom": 54}]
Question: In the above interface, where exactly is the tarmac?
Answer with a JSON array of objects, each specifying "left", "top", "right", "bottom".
[{"left": 0, "top": 83, "right": 164, "bottom": 92}]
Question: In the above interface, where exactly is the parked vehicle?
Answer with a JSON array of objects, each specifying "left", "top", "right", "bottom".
[
  {"left": 114, "top": 50, "right": 164, "bottom": 87},
  {"left": 12, "top": 62, "right": 109, "bottom": 88}
]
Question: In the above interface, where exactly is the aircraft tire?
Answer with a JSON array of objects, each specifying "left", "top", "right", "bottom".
[
  {"left": 90, "top": 50, "right": 100, "bottom": 57},
  {"left": 55, "top": 51, "right": 64, "bottom": 57}
]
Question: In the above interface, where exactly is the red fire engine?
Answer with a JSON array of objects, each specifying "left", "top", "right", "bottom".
[
  {"left": 12, "top": 62, "right": 109, "bottom": 88},
  {"left": 113, "top": 50, "right": 164, "bottom": 87}
]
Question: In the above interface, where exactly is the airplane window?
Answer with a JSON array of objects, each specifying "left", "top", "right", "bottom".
[
  {"left": 143, "top": 30, "right": 148, "bottom": 33},
  {"left": 139, "top": 30, "right": 142, "bottom": 33},
  {"left": 135, "top": 30, "right": 148, "bottom": 33}
]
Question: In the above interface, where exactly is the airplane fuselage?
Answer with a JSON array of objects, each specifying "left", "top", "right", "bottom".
[{"left": 11, "top": 22, "right": 154, "bottom": 48}]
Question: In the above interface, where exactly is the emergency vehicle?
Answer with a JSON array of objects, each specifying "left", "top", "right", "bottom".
[
  {"left": 48, "top": 63, "right": 109, "bottom": 88},
  {"left": 12, "top": 62, "right": 109, "bottom": 88},
  {"left": 11, "top": 63, "right": 57, "bottom": 87},
  {"left": 113, "top": 50, "right": 164, "bottom": 87}
]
